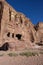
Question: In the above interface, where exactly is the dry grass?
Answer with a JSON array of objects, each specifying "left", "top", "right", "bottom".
[
  {"left": 0, "top": 54, "right": 4, "bottom": 56},
  {"left": 40, "top": 51, "right": 43, "bottom": 54},
  {"left": 8, "top": 53, "right": 18, "bottom": 57},
  {"left": 19, "top": 52, "right": 38, "bottom": 57}
]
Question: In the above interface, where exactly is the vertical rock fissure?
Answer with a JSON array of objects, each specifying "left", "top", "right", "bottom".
[
  {"left": 0, "top": 2, "right": 4, "bottom": 30},
  {"left": 9, "top": 8, "right": 11, "bottom": 21}
]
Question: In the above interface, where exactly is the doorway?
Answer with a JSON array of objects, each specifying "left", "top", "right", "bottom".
[{"left": 0, "top": 42, "right": 9, "bottom": 51}]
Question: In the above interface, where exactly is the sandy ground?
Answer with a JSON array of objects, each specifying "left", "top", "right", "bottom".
[
  {"left": 0, "top": 54, "right": 43, "bottom": 65},
  {"left": 0, "top": 48, "right": 43, "bottom": 65}
]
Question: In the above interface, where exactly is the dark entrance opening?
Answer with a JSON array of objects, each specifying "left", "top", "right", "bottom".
[
  {"left": 36, "top": 41, "right": 43, "bottom": 46},
  {"left": 12, "top": 33, "right": 14, "bottom": 38},
  {"left": 16, "top": 34, "right": 22, "bottom": 40},
  {"left": 0, "top": 42, "right": 9, "bottom": 51},
  {"left": 7, "top": 32, "right": 10, "bottom": 37},
  {"left": 37, "top": 43, "right": 43, "bottom": 46}
]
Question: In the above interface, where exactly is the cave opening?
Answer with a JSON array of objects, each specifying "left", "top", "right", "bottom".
[
  {"left": 12, "top": 33, "right": 14, "bottom": 38},
  {"left": 16, "top": 34, "right": 22, "bottom": 40},
  {"left": 37, "top": 43, "right": 43, "bottom": 46},
  {"left": 0, "top": 42, "right": 9, "bottom": 51},
  {"left": 7, "top": 32, "right": 10, "bottom": 37},
  {"left": 36, "top": 41, "right": 43, "bottom": 46}
]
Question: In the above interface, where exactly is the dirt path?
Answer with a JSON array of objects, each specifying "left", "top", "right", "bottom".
[
  {"left": 0, "top": 48, "right": 43, "bottom": 65},
  {"left": 0, "top": 55, "right": 43, "bottom": 65}
]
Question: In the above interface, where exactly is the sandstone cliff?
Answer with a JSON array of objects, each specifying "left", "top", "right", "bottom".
[{"left": 0, "top": 0, "right": 43, "bottom": 51}]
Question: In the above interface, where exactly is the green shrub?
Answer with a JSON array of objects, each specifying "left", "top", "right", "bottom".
[
  {"left": 20, "top": 52, "right": 38, "bottom": 57},
  {"left": 40, "top": 51, "right": 43, "bottom": 54},
  {"left": 8, "top": 53, "right": 18, "bottom": 57},
  {"left": 32, "top": 52, "right": 38, "bottom": 56}
]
